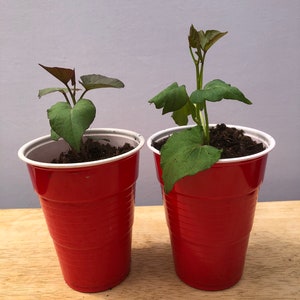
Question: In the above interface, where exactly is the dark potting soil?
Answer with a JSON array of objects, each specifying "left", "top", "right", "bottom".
[
  {"left": 51, "top": 138, "right": 134, "bottom": 163},
  {"left": 153, "top": 123, "right": 265, "bottom": 159}
]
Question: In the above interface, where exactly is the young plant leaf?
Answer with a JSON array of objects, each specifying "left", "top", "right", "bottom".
[
  {"left": 39, "top": 64, "right": 75, "bottom": 85},
  {"left": 188, "top": 25, "right": 200, "bottom": 48},
  {"left": 50, "top": 129, "right": 61, "bottom": 141},
  {"left": 161, "top": 126, "right": 222, "bottom": 193},
  {"left": 190, "top": 79, "right": 252, "bottom": 106},
  {"left": 188, "top": 25, "right": 203, "bottom": 61},
  {"left": 47, "top": 99, "right": 96, "bottom": 152},
  {"left": 148, "top": 82, "right": 189, "bottom": 114},
  {"left": 171, "top": 100, "right": 196, "bottom": 126},
  {"left": 38, "top": 87, "right": 69, "bottom": 98},
  {"left": 201, "top": 30, "right": 227, "bottom": 52},
  {"left": 79, "top": 74, "right": 124, "bottom": 90}
]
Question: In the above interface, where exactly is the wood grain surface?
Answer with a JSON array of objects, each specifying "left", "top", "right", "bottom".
[{"left": 0, "top": 201, "right": 299, "bottom": 299}]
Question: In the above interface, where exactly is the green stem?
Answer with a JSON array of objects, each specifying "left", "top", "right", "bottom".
[
  {"left": 65, "top": 83, "right": 76, "bottom": 106},
  {"left": 198, "top": 51, "right": 210, "bottom": 144},
  {"left": 194, "top": 60, "right": 201, "bottom": 124},
  {"left": 203, "top": 102, "right": 210, "bottom": 144},
  {"left": 62, "top": 92, "right": 71, "bottom": 106},
  {"left": 190, "top": 47, "right": 210, "bottom": 144},
  {"left": 198, "top": 52, "right": 205, "bottom": 89},
  {"left": 79, "top": 89, "right": 88, "bottom": 100},
  {"left": 73, "top": 81, "right": 77, "bottom": 104},
  {"left": 189, "top": 46, "right": 197, "bottom": 64}
]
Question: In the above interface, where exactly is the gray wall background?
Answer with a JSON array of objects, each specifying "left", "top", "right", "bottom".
[{"left": 1, "top": 0, "right": 299, "bottom": 208}]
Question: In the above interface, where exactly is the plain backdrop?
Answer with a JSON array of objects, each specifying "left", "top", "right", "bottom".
[{"left": 1, "top": 0, "right": 299, "bottom": 208}]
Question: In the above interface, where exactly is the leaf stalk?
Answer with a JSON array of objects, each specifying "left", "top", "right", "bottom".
[{"left": 191, "top": 47, "right": 210, "bottom": 144}]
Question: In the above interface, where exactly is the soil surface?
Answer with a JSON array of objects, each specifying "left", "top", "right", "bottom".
[
  {"left": 153, "top": 123, "right": 265, "bottom": 159},
  {"left": 52, "top": 139, "right": 134, "bottom": 163}
]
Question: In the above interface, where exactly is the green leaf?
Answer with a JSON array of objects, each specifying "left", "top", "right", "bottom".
[
  {"left": 39, "top": 64, "right": 75, "bottom": 85},
  {"left": 47, "top": 99, "right": 96, "bottom": 152},
  {"left": 198, "top": 30, "right": 208, "bottom": 51},
  {"left": 190, "top": 89, "right": 205, "bottom": 110},
  {"left": 38, "top": 87, "right": 69, "bottom": 98},
  {"left": 171, "top": 100, "right": 196, "bottom": 125},
  {"left": 188, "top": 25, "right": 201, "bottom": 49},
  {"left": 161, "top": 126, "right": 222, "bottom": 193},
  {"left": 201, "top": 30, "right": 227, "bottom": 52},
  {"left": 190, "top": 79, "right": 252, "bottom": 106},
  {"left": 79, "top": 74, "right": 124, "bottom": 90},
  {"left": 148, "top": 82, "right": 189, "bottom": 114},
  {"left": 50, "top": 129, "right": 60, "bottom": 141},
  {"left": 188, "top": 25, "right": 203, "bottom": 61}
]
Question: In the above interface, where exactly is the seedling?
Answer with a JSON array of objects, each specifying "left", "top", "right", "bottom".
[
  {"left": 38, "top": 64, "right": 124, "bottom": 152},
  {"left": 149, "top": 25, "right": 252, "bottom": 193}
]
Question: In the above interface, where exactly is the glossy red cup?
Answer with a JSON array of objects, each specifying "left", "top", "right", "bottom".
[
  {"left": 148, "top": 125, "right": 275, "bottom": 290},
  {"left": 18, "top": 128, "right": 144, "bottom": 292}
]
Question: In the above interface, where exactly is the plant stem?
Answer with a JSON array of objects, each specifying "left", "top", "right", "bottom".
[
  {"left": 189, "top": 46, "right": 197, "bottom": 65},
  {"left": 197, "top": 51, "right": 210, "bottom": 144},
  {"left": 65, "top": 83, "right": 76, "bottom": 106},
  {"left": 79, "top": 89, "right": 88, "bottom": 100},
  {"left": 203, "top": 102, "right": 210, "bottom": 144},
  {"left": 194, "top": 59, "right": 201, "bottom": 124},
  {"left": 190, "top": 46, "right": 210, "bottom": 144},
  {"left": 62, "top": 92, "right": 71, "bottom": 106}
]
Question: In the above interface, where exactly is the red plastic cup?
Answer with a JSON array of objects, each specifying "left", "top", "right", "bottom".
[
  {"left": 148, "top": 125, "right": 275, "bottom": 290},
  {"left": 18, "top": 128, "right": 144, "bottom": 292}
]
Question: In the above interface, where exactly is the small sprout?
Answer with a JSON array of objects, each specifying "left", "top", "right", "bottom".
[{"left": 38, "top": 64, "right": 124, "bottom": 152}]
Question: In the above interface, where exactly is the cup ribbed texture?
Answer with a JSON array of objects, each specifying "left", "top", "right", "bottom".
[
  {"left": 154, "top": 151, "right": 269, "bottom": 290},
  {"left": 40, "top": 186, "right": 134, "bottom": 292},
  {"left": 164, "top": 189, "right": 258, "bottom": 290}
]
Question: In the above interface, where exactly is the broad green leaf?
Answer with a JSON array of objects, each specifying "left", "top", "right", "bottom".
[
  {"left": 38, "top": 87, "right": 69, "bottom": 98},
  {"left": 148, "top": 82, "right": 178, "bottom": 108},
  {"left": 190, "top": 89, "right": 205, "bottom": 110},
  {"left": 190, "top": 79, "right": 252, "bottom": 106},
  {"left": 198, "top": 30, "right": 227, "bottom": 52},
  {"left": 79, "top": 74, "right": 124, "bottom": 90},
  {"left": 39, "top": 64, "right": 75, "bottom": 85},
  {"left": 148, "top": 82, "right": 189, "bottom": 114},
  {"left": 171, "top": 100, "right": 196, "bottom": 125},
  {"left": 201, "top": 30, "right": 227, "bottom": 52},
  {"left": 161, "top": 126, "right": 222, "bottom": 193},
  {"left": 47, "top": 99, "right": 96, "bottom": 151},
  {"left": 50, "top": 129, "right": 60, "bottom": 141}
]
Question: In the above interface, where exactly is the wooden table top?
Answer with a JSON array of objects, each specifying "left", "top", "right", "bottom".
[{"left": 0, "top": 201, "right": 299, "bottom": 299}]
